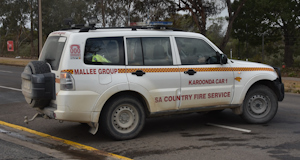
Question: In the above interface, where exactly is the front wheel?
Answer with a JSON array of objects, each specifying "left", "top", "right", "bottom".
[
  {"left": 241, "top": 85, "right": 278, "bottom": 124},
  {"left": 100, "top": 95, "right": 145, "bottom": 140}
]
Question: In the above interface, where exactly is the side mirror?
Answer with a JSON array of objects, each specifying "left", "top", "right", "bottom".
[
  {"left": 221, "top": 54, "right": 228, "bottom": 65},
  {"left": 216, "top": 52, "right": 228, "bottom": 65}
]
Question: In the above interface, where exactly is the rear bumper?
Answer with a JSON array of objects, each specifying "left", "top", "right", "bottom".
[
  {"left": 54, "top": 110, "right": 93, "bottom": 123},
  {"left": 40, "top": 91, "right": 100, "bottom": 123},
  {"left": 39, "top": 105, "right": 95, "bottom": 123}
]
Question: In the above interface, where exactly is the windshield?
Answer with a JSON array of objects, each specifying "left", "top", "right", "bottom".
[{"left": 40, "top": 36, "right": 67, "bottom": 70}]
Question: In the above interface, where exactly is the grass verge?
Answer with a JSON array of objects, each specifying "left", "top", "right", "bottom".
[
  {"left": 0, "top": 58, "right": 36, "bottom": 67},
  {"left": 282, "top": 80, "right": 300, "bottom": 94}
]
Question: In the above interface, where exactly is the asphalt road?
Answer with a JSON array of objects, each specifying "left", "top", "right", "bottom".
[
  {"left": 0, "top": 64, "right": 300, "bottom": 160},
  {"left": 0, "top": 134, "right": 59, "bottom": 160}
]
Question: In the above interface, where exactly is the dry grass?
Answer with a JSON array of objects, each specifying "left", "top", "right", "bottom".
[
  {"left": 0, "top": 58, "right": 36, "bottom": 67},
  {"left": 282, "top": 80, "right": 300, "bottom": 94}
]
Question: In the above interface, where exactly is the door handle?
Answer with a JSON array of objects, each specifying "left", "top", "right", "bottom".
[
  {"left": 184, "top": 69, "right": 196, "bottom": 75},
  {"left": 132, "top": 70, "right": 146, "bottom": 76}
]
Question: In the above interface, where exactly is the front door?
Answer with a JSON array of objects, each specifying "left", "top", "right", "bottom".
[{"left": 175, "top": 37, "right": 234, "bottom": 109}]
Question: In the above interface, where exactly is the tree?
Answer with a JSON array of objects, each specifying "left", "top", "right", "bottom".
[
  {"left": 206, "top": 17, "right": 225, "bottom": 46},
  {"left": 219, "top": 0, "right": 247, "bottom": 51},
  {"left": 0, "top": 0, "right": 31, "bottom": 55},
  {"left": 233, "top": 0, "right": 300, "bottom": 67},
  {"left": 166, "top": 13, "right": 197, "bottom": 32},
  {"left": 266, "top": 0, "right": 300, "bottom": 67},
  {"left": 176, "top": 0, "right": 225, "bottom": 35},
  {"left": 133, "top": 0, "right": 176, "bottom": 22},
  {"left": 27, "top": 0, "right": 38, "bottom": 57},
  {"left": 42, "top": 0, "right": 91, "bottom": 35},
  {"left": 90, "top": 0, "right": 177, "bottom": 27}
]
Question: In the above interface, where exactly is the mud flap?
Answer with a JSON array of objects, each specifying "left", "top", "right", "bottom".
[{"left": 88, "top": 122, "right": 99, "bottom": 135}]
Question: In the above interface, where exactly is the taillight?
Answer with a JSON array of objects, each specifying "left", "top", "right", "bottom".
[{"left": 60, "top": 72, "right": 75, "bottom": 90}]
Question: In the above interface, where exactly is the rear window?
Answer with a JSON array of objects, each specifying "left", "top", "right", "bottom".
[
  {"left": 84, "top": 37, "right": 125, "bottom": 65},
  {"left": 40, "top": 36, "right": 67, "bottom": 70}
]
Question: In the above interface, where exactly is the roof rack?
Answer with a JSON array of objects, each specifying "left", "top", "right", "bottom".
[
  {"left": 60, "top": 20, "right": 183, "bottom": 32},
  {"left": 61, "top": 24, "right": 85, "bottom": 30},
  {"left": 130, "top": 26, "right": 182, "bottom": 31},
  {"left": 60, "top": 26, "right": 183, "bottom": 32}
]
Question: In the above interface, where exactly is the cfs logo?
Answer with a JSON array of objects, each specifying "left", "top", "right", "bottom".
[{"left": 70, "top": 44, "right": 81, "bottom": 59}]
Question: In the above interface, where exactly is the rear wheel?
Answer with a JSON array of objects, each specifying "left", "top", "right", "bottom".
[
  {"left": 100, "top": 95, "right": 145, "bottom": 140},
  {"left": 241, "top": 85, "right": 278, "bottom": 124}
]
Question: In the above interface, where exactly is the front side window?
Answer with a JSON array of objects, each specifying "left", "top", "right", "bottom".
[
  {"left": 126, "top": 37, "right": 173, "bottom": 66},
  {"left": 84, "top": 37, "right": 124, "bottom": 65},
  {"left": 175, "top": 37, "right": 219, "bottom": 65}
]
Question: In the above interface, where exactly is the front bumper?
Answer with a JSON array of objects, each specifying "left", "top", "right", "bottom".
[
  {"left": 273, "top": 67, "right": 284, "bottom": 101},
  {"left": 273, "top": 78, "right": 284, "bottom": 101}
]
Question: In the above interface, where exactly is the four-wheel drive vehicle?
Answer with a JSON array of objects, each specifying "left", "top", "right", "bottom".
[{"left": 21, "top": 23, "right": 284, "bottom": 140}]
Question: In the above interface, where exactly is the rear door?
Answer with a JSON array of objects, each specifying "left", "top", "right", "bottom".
[
  {"left": 39, "top": 35, "right": 68, "bottom": 95},
  {"left": 80, "top": 37, "right": 127, "bottom": 93},
  {"left": 125, "top": 37, "right": 180, "bottom": 112}
]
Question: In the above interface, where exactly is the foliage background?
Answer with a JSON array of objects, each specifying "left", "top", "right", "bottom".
[{"left": 0, "top": 0, "right": 299, "bottom": 68}]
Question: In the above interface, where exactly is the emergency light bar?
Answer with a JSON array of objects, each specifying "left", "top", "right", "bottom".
[
  {"left": 130, "top": 21, "right": 173, "bottom": 26},
  {"left": 149, "top": 21, "right": 173, "bottom": 26},
  {"left": 88, "top": 17, "right": 98, "bottom": 25}
]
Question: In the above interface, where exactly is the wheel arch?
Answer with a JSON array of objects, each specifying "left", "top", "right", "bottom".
[
  {"left": 246, "top": 80, "right": 281, "bottom": 101},
  {"left": 232, "top": 79, "right": 280, "bottom": 115},
  {"left": 232, "top": 72, "right": 278, "bottom": 103},
  {"left": 92, "top": 90, "right": 150, "bottom": 123}
]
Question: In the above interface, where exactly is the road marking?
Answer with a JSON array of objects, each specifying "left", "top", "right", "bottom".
[
  {"left": 0, "top": 129, "right": 78, "bottom": 160},
  {"left": 0, "top": 128, "right": 9, "bottom": 133},
  {"left": 207, "top": 123, "right": 251, "bottom": 133},
  {"left": 0, "top": 70, "right": 13, "bottom": 73},
  {"left": 0, "top": 86, "right": 22, "bottom": 92},
  {"left": 0, "top": 120, "right": 132, "bottom": 160}
]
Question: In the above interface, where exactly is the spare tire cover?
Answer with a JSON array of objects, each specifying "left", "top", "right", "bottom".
[{"left": 22, "top": 61, "right": 52, "bottom": 109}]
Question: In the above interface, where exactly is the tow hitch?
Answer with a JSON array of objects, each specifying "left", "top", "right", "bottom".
[{"left": 24, "top": 113, "right": 48, "bottom": 124}]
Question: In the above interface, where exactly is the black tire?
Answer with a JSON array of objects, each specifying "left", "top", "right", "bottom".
[
  {"left": 22, "top": 61, "right": 51, "bottom": 109},
  {"left": 27, "top": 61, "right": 51, "bottom": 74},
  {"left": 100, "top": 95, "right": 145, "bottom": 140},
  {"left": 241, "top": 85, "right": 278, "bottom": 124}
]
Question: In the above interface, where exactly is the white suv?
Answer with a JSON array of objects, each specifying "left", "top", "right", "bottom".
[{"left": 21, "top": 23, "right": 284, "bottom": 140}]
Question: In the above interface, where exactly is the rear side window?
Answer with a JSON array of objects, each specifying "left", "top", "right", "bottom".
[
  {"left": 84, "top": 37, "right": 125, "bottom": 65},
  {"left": 40, "top": 36, "right": 66, "bottom": 70},
  {"left": 126, "top": 37, "right": 173, "bottom": 66}
]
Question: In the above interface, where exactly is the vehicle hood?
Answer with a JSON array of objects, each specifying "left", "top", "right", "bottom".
[{"left": 229, "top": 59, "right": 273, "bottom": 69}]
